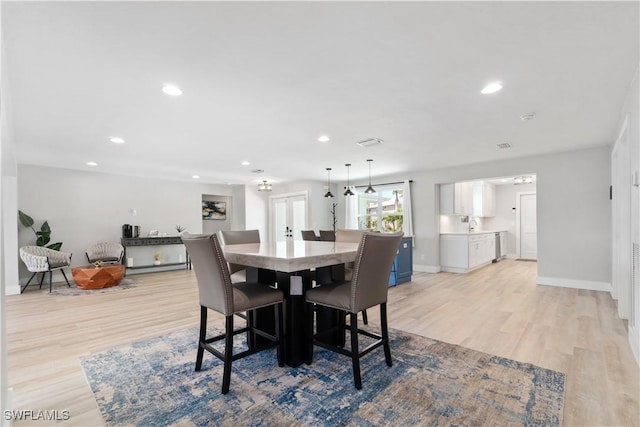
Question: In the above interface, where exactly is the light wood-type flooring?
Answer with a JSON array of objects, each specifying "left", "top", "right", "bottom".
[{"left": 5, "top": 259, "right": 639, "bottom": 426}]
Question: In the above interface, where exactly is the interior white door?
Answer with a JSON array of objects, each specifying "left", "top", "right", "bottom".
[
  {"left": 611, "top": 118, "right": 632, "bottom": 320},
  {"left": 520, "top": 193, "right": 538, "bottom": 260},
  {"left": 270, "top": 193, "right": 308, "bottom": 242}
]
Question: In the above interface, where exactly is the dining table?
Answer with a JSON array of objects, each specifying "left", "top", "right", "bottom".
[{"left": 223, "top": 239, "right": 359, "bottom": 367}]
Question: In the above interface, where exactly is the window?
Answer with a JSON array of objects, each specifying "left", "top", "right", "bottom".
[{"left": 356, "top": 186, "right": 404, "bottom": 232}]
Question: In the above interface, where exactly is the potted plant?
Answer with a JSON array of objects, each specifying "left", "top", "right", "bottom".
[{"left": 18, "top": 210, "right": 63, "bottom": 250}]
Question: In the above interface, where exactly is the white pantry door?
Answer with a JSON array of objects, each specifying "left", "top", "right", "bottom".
[{"left": 519, "top": 193, "right": 538, "bottom": 260}]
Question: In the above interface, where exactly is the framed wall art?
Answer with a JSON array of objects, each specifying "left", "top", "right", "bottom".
[{"left": 202, "top": 201, "right": 226, "bottom": 220}]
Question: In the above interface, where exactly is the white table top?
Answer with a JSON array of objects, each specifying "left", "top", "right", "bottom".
[{"left": 223, "top": 240, "right": 359, "bottom": 273}]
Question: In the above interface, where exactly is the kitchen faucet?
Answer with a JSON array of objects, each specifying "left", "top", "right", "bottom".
[{"left": 469, "top": 218, "right": 478, "bottom": 232}]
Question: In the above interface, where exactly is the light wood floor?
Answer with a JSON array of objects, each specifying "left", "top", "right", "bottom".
[{"left": 5, "top": 259, "right": 639, "bottom": 426}]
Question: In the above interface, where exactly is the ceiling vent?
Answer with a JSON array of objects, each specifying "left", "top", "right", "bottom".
[
  {"left": 520, "top": 112, "right": 536, "bottom": 121},
  {"left": 497, "top": 143, "right": 512, "bottom": 149},
  {"left": 251, "top": 169, "right": 264, "bottom": 174},
  {"left": 356, "top": 137, "right": 384, "bottom": 147}
]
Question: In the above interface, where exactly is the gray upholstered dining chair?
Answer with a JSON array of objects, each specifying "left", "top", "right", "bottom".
[
  {"left": 182, "top": 233, "right": 284, "bottom": 395},
  {"left": 19, "top": 246, "right": 72, "bottom": 293},
  {"left": 85, "top": 242, "right": 124, "bottom": 264},
  {"left": 305, "top": 232, "right": 403, "bottom": 389},
  {"left": 219, "top": 229, "right": 261, "bottom": 283},
  {"left": 301, "top": 230, "right": 318, "bottom": 241},
  {"left": 335, "top": 229, "right": 367, "bottom": 279},
  {"left": 318, "top": 230, "right": 335, "bottom": 241},
  {"left": 335, "top": 228, "right": 369, "bottom": 323}
]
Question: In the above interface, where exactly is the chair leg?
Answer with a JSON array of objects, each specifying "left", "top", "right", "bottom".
[
  {"left": 20, "top": 272, "right": 38, "bottom": 294},
  {"left": 39, "top": 272, "right": 45, "bottom": 289},
  {"left": 195, "top": 306, "right": 207, "bottom": 371},
  {"left": 361, "top": 309, "right": 368, "bottom": 325},
  {"left": 61, "top": 269, "right": 71, "bottom": 287},
  {"left": 380, "top": 303, "right": 392, "bottom": 367},
  {"left": 276, "top": 302, "right": 285, "bottom": 367},
  {"left": 49, "top": 271, "right": 53, "bottom": 293},
  {"left": 221, "top": 315, "right": 234, "bottom": 394},
  {"left": 350, "top": 312, "right": 362, "bottom": 389}
]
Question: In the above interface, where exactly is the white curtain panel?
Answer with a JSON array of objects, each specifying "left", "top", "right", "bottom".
[
  {"left": 403, "top": 180, "right": 415, "bottom": 246},
  {"left": 344, "top": 187, "right": 359, "bottom": 229}
]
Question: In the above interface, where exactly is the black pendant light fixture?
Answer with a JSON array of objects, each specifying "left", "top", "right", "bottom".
[
  {"left": 324, "top": 167, "right": 334, "bottom": 198},
  {"left": 364, "top": 159, "right": 376, "bottom": 194},
  {"left": 344, "top": 163, "right": 354, "bottom": 196}
]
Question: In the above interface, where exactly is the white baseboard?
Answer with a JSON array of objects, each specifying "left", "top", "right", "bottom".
[
  {"left": 629, "top": 326, "right": 640, "bottom": 367},
  {"left": 413, "top": 264, "right": 440, "bottom": 273},
  {"left": 5, "top": 284, "right": 20, "bottom": 296},
  {"left": 536, "top": 276, "right": 612, "bottom": 292}
]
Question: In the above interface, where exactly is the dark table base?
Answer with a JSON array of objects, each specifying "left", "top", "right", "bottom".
[{"left": 247, "top": 266, "right": 345, "bottom": 367}]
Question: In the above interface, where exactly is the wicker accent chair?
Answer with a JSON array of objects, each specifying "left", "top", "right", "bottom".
[
  {"left": 85, "top": 242, "right": 124, "bottom": 264},
  {"left": 19, "top": 246, "right": 72, "bottom": 293},
  {"left": 306, "top": 232, "right": 403, "bottom": 389}
]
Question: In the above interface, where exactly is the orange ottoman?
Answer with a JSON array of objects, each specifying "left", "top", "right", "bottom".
[{"left": 71, "top": 265, "right": 125, "bottom": 290}]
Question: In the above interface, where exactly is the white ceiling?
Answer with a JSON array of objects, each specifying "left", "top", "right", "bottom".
[{"left": 2, "top": 1, "right": 638, "bottom": 185}]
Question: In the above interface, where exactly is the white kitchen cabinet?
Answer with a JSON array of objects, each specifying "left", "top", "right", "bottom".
[
  {"left": 440, "top": 182, "right": 474, "bottom": 215},
  {"left": 473, "top": 181, "right": 496, "bottom": 217},
  {"left": 440, "top": 232, "right": 496, "bottom": 273}
]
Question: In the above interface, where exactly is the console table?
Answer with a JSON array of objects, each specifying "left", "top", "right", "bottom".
[{"left": 121, "top": 237, "right": 189, "bottom": 272}]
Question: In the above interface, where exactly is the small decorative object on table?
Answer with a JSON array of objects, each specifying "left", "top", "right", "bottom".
[
  {"left": 93, "top": 260, "right": 104, "bottom": 269},
  {"left": 153, "top": 252, "right": 162, "bottom": 265}
]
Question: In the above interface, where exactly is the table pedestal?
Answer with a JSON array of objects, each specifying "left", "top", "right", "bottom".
[{"left": 248, "top": 267, "right": 344, "bottom": 367}]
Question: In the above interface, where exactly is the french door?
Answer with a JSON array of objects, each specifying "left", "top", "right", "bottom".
[{"left": 269, "top": 192, "right": 308, "bottom": 242}]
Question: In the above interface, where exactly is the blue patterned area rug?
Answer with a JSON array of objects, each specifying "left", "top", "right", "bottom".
[{"left": 80, "top": 327, "right": 565, "bottom": 426}]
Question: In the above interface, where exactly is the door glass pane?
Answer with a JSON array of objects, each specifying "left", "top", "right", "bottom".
[
  {"left": 274, "top": 199, "right": 287, "bottom": 242},
  {"left": 291, "top": 198, "right": 306, "bottom": 241}
]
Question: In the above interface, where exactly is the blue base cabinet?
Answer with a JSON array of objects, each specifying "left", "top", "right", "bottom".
[{"left": 389, "top": 236, "right": 413, "bottom": 286}]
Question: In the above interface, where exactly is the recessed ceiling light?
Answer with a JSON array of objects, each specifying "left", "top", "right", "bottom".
[
  {"left": 110, "top": 137, "right": 125, "bottom": 144},
  {"left": 162, "top": 84, "right": 183, "bottom": 96},
  {"left": 86, "top": 161, "right": 98, "bottom": 166},
  {"left": 317, "top": 135, "right": 330, "bottom": 143},
  {"left": 520, "top": 112, "right": 536, "bottom": 121},
  {"left": 241, "top": 161, "right": 251, "bottom": 166},
  {"left": 192, "top": 175, "right": 200, "bottom": 179},
  {"left": 481, "top": 82, "right": 503, "bottom": 94},
  {"left": 497, "top": 143, "right": 512, "bottom": 149}
]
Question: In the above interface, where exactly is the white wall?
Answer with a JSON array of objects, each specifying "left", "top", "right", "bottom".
[
  {"left": 244, "top": 185, "right": 268, "bottom": 238},
  {"left": 0, "top": 15, "right": 15, "bottom": 422},
  {"left": 15, "top": 165, "right": 242, "bottom": 283},
  {"left": 339, "top": 146, "right": 611, "bottom": 286}
]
